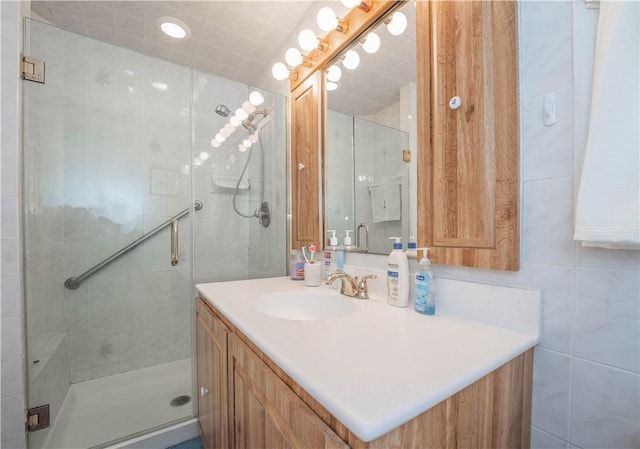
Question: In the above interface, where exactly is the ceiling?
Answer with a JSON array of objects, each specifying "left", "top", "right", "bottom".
[{"left": 30, "top": 1, "right": 416, "bottom": 117}]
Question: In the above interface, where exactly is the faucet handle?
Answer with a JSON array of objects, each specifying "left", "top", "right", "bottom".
[{"left": 357, "top": 274, "right": 377, "bottom": 299}]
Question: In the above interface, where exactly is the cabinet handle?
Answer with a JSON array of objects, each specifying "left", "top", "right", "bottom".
[
  {"left": 449, "top": 96, "right": 462, "bottom": 110},
  {"left": 298, "top": 163, "right": 305, "bottom": 170},
  {"left": 200, "top": 387, "right": 208, "bottom": 396}
]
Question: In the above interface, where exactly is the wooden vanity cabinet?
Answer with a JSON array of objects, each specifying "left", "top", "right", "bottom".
[
  {"left": 229, "top": 333, "right": 349, "bottom": 449},
  {"left": 196, "top": 296, "right": 533, "bottom": 449},
  {"left": 196, "top": 297, "right": 230, "bottom": 449}
]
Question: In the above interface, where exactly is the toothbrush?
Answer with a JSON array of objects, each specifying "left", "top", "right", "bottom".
[
  {"left": 308, "top": 245, "right": 316, "bottom": 264},
  {"left": 302, "top": 246, "right": 311, "bottom": 264}
]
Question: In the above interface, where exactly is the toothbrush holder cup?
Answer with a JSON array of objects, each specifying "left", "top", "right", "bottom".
[{"left": 303, "top": 263, "right": 323, "bottom": 287}]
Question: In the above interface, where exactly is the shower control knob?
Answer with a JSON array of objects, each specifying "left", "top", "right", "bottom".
[{"left": 298, "top": 163, "right": 305, "bottom": 170}]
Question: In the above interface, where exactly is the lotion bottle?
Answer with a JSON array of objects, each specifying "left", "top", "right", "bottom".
[
  {"left": 387, "top": 237, "right": 410, "bottom": 307},
  {"left": 414, "top": 248, "right": 436, "bottom": 315}
]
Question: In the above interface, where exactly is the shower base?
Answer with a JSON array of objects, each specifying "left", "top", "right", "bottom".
[{"left": 43, "top": 359, "right": 195, "bottom": 449}]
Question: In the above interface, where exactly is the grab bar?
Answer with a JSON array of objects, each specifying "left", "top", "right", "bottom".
[
  {"left": 357, "top": 223, "right": 369, "bottom": 253},
  {"left": 170, "top": 219, "right": 179, "bottom": 266},
  {"left": 64, "top": 200, "right": 203, "bottom": 290}
]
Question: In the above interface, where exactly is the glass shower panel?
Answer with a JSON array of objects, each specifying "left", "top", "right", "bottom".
[
  {"left": 23, "top": 19, "right": 194, "bottom": 449},
  {"left": 191, "top": 71, "right": 287, "bottom": 284},
  {"left": 353, "top": 118, "right": 410, "bottom": 254}
]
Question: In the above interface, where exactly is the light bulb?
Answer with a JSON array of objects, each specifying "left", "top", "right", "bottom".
[
  {"left": 327, "top": 81, "right": 338, "bottom": 91},
  {"left": 194, "top": 158, "right": 203, "bottom": 166},
  {"left": 242, "top": 101, "right": 256, "bottom": 115},
  {"left": 362, "top": 32, "right": 380, "bottom": 53},
  {"left": 341, "top": 0, "right": 360, "bottom": 7},
  {"left": 298, "top": 29, "right": 318, "bottom": 52},
  {"left": 243, "top": 139, "right": 252, "bottom": 148},
  {"left": 235, "top": 108, "right": 248, "bottom": 120},
  {"left": 387, "top": 11, "right": 407, "bottom": 36},
  {"left": 215, "top": 133, "right": 226, "bottom": 143},
  {"left": 220, "top": 128, "right": 231, "bottom": 138},
  {"left": 317, "top": 7, "right": 338, "bottom": 32},
  {"left": 327, "top": 65, "right": 342, "bottom": 82},
  {"left": 249, "top": 91, "right": 264, "bottom": 106},
  {"left": 223, "top": 123, "right": 235, "bottom": 133},
  {"left": 285, "top": 47, "right": 303, "bottom": 67},
  {"left": 238, "top": 144, "right": 248, "bottom": 153},
  {"left": 272, "top": 62, "right": 289, "bottom": 81},
  {"left": 248, "top": 133, "right": 258, "bottom": 143},
  {"left": 229, "top": 116, "right": 241, "bottom": 127},
  {"left": 199, "top": 151, "right": 210, "bottom": 161},
  {"left": 343, "top": 49, "right": 360, "bottom": 70},
  {"left": 211, "top": 138, "right": 221, "bottom": 148}
]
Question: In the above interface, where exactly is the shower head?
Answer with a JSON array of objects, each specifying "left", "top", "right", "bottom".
[{"left": 215, "top": 104, "right": 231, "bottom": 117}]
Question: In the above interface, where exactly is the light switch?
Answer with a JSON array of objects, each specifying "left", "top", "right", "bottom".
[{"left": 543, "top": 93, "right": 557, "bottom": 126}]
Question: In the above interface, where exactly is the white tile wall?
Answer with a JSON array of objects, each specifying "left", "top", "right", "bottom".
[{"left": 1, "top": 1, "right": 27, "bottom": 447}]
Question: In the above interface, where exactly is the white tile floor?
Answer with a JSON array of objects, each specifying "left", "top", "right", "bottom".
[{"left": 44, "top": 359, "right": 193, "bottom": 449}]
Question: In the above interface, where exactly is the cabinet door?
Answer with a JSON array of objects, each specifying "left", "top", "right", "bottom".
[
  {"left": 228, "top": 334, "right": 349, "bottom": 449},
  {"left": 417, "top": 1, "right": 519, "bottom": 271},
  {"left": 196, "top": 298, "right": 230, "bottom": 449},
  {"left": 291, "top": 71, "right": 325, "bottom": 250}
]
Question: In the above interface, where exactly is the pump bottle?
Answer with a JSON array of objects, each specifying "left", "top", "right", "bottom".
[
  {"left": 386, "top": 237, "right": 410, "bottom": 307},
  {"left": 323, "top": 230, "right": 339, "bottom": 282},
  {"left": 414, "top": 248, "right": 436, "bottom": 315}
]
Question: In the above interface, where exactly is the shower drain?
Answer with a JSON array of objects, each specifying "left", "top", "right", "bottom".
[{"left": 170, "top": 395, "right": 191, "bottom": 407}]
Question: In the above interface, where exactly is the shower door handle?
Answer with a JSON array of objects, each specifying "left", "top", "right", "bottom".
[{"left": 170, "top": 219, "right": 178, "bottom": 266}]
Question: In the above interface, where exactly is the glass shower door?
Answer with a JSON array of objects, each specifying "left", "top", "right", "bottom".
[{"left": 23, "top": 19, "right": 195, "bottom": 449}]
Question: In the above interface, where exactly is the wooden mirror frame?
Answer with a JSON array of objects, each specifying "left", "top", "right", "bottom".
[
  {"left": 289, "top": 1, "right": 405, "bottom": 251},
  {"left": 289, "top": 0, "right": 520, "bottom": 271}
]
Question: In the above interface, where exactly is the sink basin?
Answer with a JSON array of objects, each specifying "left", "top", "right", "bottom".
[{"left": 255, "top": 291, "right": 357, "bottom": 321}]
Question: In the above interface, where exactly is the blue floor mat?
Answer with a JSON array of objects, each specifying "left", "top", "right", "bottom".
[{"left": 166, "top": 436, "right": 204, "bottom": 449}]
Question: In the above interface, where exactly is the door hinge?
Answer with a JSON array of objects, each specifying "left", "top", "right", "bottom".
[
  {"left": 21, "top": 54, "right": 45, "bottom": 84},
  {"left": 26, "top": 404, "right": 50, "bottom": 432},
  {"left": 403, "top": 149, "right": 412, "bottom": 163}
]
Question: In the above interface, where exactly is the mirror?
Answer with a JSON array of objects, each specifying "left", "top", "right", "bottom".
[{"left": 325, "top": 3, "right": 416, "bottom": 254}]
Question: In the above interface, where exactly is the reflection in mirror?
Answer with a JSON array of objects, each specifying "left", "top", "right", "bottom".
[{"left": 325, "top": 3, "right": 416, "bottom": 255}]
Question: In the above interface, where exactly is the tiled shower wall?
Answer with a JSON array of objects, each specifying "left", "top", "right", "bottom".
[
  {"left": 23, "top": 20, "right": 193, "bottom": 387},
  {"left": 349, "top": 2, "right": 639, "bottom": 448},
  {"left": 191, "top": 70, "right": 286, "bottom": 283}
]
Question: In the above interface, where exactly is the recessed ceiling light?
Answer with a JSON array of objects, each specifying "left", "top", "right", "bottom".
[{"left": 156, "top": 16, "right": 191, "bottom": 39}]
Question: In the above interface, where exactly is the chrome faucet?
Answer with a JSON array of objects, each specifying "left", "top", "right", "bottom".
[{"left": 325, "top": 270, "right": 377, "bottom": 299}]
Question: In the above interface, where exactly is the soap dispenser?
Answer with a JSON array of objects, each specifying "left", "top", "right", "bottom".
[
  {"left": 323, "top": 230, "right": 339, "bottom": 281},
  {"left": 343, "top": 230, "right": 356, "bottom": 252},
  {"left": 414, "top": 248, "right": 436, "bottom": 315},
  {"left": 387, "top": 237, "right": 410, "bottom": 307}
]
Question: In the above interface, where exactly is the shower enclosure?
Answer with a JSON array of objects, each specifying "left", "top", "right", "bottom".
[
  {"left": 327, "top": 110, "right": 410, "bottom": 254},
  {"left": 22, "top": 19, "right": 286, "bottom": 448}
]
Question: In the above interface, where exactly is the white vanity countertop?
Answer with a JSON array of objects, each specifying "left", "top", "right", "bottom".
[{"left": 196, "top": 272, "right": 541, "bottom": 443}]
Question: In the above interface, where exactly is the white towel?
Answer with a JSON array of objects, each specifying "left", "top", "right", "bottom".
[
  {"left": 370, "top": 183, "right": 401, "bottom": 223},
  {"left": 574, "top": 0, "right": 640, "bottom": 249}
]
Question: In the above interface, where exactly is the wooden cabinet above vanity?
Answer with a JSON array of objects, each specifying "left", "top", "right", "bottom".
[
  {"left": 416, "top": 1, "right": 520, "bottom": 270},
  {"left": 288, "top": 0, "right": 520, "bottom": 270}
]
